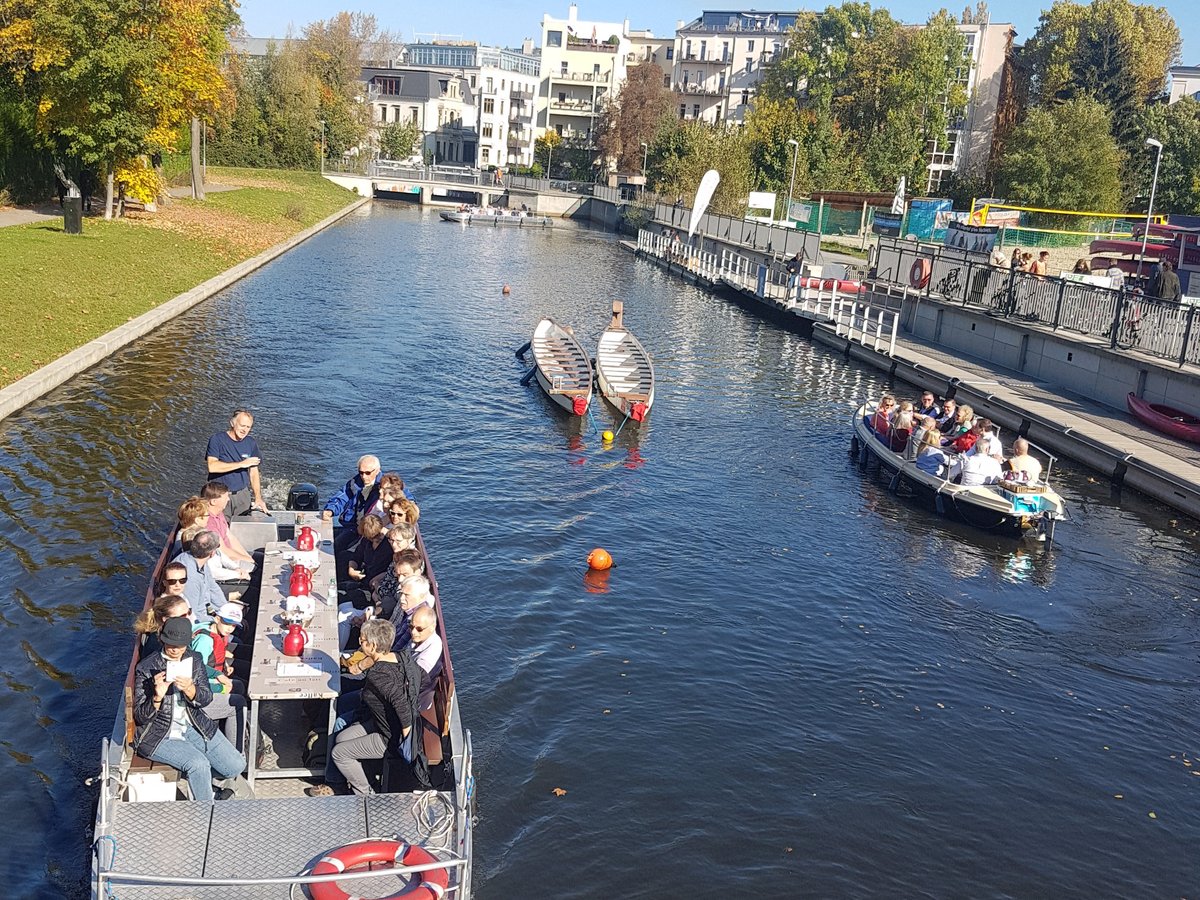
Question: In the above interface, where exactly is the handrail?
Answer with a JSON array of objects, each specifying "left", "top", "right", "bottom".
[{"left": 97, "top": 856, "right": 468, "bottom": 889}]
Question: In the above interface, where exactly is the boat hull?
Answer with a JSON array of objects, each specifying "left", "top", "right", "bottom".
[
  {"left": 439, "top": 209, "right": 553, "bottom": 227},
  {"left": 530, "top": 318, "right": 593, "bottom": 416},
  {"left": 596, "top": 327, "right": 654, "bottom": 421},
  {"left": 1127, "top": 392, "right": 1200, "bottom": 443}
]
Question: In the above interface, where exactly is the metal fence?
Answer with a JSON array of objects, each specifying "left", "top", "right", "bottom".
[
  {"left": 506, "top": 174, "right": 597, "bottom": 196},
  {"left": 368, "top": 161, "right": 500, "bottom": 187},
  {"left": 649, "top": 201, "right": 822, "bottom": 262},
  {"left": 872, "top": 237, "right": 1200, "bottom": 367}
]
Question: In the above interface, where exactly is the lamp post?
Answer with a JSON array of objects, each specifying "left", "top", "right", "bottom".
[
  {"left": 319, "top": 119, "right": 326, "bottom": 174},
  {"left": 546, "top": 143, "right": 553, "bottom": 183},
  {"left": 1136, "top": 137, "right": 1164, "bottom": 282},
  {"left": 785, "top": 138, "right": 799, "bottom": 225},
  {"left": 641, "top": 141, "right": 648, "bottom": 196}
]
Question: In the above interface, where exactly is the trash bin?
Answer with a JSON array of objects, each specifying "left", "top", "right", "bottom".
[{"left": 63, "top": 195, "right": 83, "bottom": 234}]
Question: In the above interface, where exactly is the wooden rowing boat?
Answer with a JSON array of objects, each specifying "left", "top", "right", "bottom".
[
  {"left": 1127, "top": 392, "right": 1200, "bottom": 443},
  {"left": 595, "top": 301, "right": 654, "bottom": 422},
  {"left": 530, "top": 318, "right": 593, "bottom": 416}
]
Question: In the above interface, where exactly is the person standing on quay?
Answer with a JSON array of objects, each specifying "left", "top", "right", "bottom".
[
  {"left": 206, "top": 409, "right": 265, "bottom": 518},
  {"left": 1155, "top": 260, "right": 1182, "bottom": 302}
]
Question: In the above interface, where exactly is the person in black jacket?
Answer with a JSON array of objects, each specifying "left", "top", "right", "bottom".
[
  {"left": 133, "top": 617, "right": 249, "bottom": 801},
  {"left": 310, "top": 618, "right": 421, "bottom": 796}
]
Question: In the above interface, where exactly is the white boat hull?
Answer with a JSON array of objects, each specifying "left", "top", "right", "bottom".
[
  {"left": 596, "top": 327, "right": 654, "bottom": 422},
  {"left": 530, "top": 318, "right": 593, "bottom": 416}
]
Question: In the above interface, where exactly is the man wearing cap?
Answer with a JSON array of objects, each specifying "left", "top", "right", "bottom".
[
  {"left": 175, "top": 531, "right": 226, "bottom": 618},
  {"left": 206, "top": 409, "right": 266, "bottom": 519},
  {"left": 190, "top": 604, "right": 248, "bottom": 752},
  {"left": 133, "top": 617, "right": 250, "bottom": 801}
]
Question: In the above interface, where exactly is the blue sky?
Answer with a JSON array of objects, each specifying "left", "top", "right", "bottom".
[{"left": 236, "top": 1, "right": 1197, "bottom": 64}]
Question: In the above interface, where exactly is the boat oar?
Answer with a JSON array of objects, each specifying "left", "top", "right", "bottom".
[
  {"left": 520, "top": 367, "right": 538, "bottom": 387},
  {"left": 515, "top": 341, "right": 531, "bottom": 359}
]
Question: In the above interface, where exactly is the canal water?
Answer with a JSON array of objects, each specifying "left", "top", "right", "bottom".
[{"left": 1, "top": 204, "right": 1196, "bottom": 898}]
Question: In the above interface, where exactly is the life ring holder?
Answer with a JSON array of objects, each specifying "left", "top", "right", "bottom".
[
  {"left": 909, "top": 258, "right": 931, "bottom": 289},
  {"left": 309, "top": 840, "right": 449, "bottom": 900}
]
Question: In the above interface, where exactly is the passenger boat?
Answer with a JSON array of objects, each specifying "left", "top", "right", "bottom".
[
  {"left": 439, "top": 206, "right": 554, "bottom": 227},
  {"left": 850, "top": 402, "right": 1065, "bottom": 543},
  {"left": 529, "top": 318, "right": 593, "bottom": 416},
  {"left": 595, "top": 301, "right": 654, "bottom": 423},
  {"left": 1127, "top": 392, "right": 1200, "bottom": 443},
  {"left": 90, "top": 488, "right": 474, "bottom": 899}
]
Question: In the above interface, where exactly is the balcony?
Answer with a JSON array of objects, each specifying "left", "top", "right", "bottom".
[
  {"left": 507, "top": 132, "right": 529, "bottom": 149},
  {"left": 509, "top": 88, "right": 535, "bottom": 102},
  {"left": 674, "top": 82, "right": 725, "bottom": 97},
  {"left": 549, "top": 70, "right": 608, "bottom": 83},
  {"left": 550, "top": 99, "right": 598, "bottom": 115},
  {"left": 565, "top": 37, "right": 617, "bottom": 53},
  {"left": 681, "top": 54, "right": 729, "bottom": 65}
]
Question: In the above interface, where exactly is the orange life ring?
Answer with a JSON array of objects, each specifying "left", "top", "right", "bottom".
[
  {"left": 909, "top": 258, "right": 931, "bottom": 289},
  {"left": 310, "top": 840, "right": 449, "bottom": 900}
]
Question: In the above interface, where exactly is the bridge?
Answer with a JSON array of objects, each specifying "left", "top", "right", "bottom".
[{"left": 323, "top": 162, "right": 509, "bottom": 207}]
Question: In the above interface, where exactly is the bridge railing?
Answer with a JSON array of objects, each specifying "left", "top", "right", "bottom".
[
  {"left": 368, "top": 161, "right": 499, "bottom": 187},
  {"left": 507, "top": 174, "right": 596, "bottom": 196}
]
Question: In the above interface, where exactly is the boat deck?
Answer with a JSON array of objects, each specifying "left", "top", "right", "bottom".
[
  {"left": 101, "top": 791, "right": 459, "bottom": 899},
  {"left": 534, "top": 336, "right": 591, "bottom": 392}
]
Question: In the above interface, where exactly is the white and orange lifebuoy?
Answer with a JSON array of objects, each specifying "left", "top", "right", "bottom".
[
  {"left": 909, "top": 258, "right": 931, "bottom": 289},
  {"left": 310, "top": 841, "right": 448, "bottom": 900}
]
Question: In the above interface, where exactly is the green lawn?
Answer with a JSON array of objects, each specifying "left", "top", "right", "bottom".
[{"left": 0, "top": 168, "right": 357, "bottom": 387}]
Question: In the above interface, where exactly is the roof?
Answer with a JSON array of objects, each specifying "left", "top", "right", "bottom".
[{"left": 361, "top": 67, "right": 473, "bottom": 104}]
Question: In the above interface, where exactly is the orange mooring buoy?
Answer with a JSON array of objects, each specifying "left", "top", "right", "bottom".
[
  {"left": 502, "top": 284, "right": 511, "bottom": 295},
  {"left": 587, "top": 548, "right": 613, "bottom": 571}
]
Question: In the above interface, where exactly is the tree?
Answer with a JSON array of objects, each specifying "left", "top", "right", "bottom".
[
  {"left": 1128, "top": 97, "right": 1200, "bottom": 215},
  {"left": 378, "top": 120, "right": 419, "bottom": 161},
  {"left": 302, "top": 12, "right": 381, "bottom": 159},
  {"left": 534, "top": 130, "right": 561, "bottom": 176},
  {"left": 994, "top": 96, "right": 1124, "bottom": 213},
  {"left": 649, "top": 121, "right": 753, "bottom": 215},
  {"left": 595, "top": 62, "right": 673, "bottom": 173}
]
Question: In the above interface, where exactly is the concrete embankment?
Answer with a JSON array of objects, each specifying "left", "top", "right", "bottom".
[
  {"left": 626, "top": 239, "right": 1200, "bottom": 521},
  {"left": 0, "top": 197, "right": 371, "bottom": 424}
]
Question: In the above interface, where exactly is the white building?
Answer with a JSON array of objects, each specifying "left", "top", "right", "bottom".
[
  {"left": 362, "top": 67, "right": 478, "bottom": 165},
  {"left": 1168, "top": 65, "right": 1200, "bottom": 103},
  {"left": 671, "top": 11, "right": 797, "bottom": 125},
  {"left": 538, "top": 5, "right": 633, "bottom": 162},
  {"left": 407, "top": 40, "right": 542, "bottom": 169}
]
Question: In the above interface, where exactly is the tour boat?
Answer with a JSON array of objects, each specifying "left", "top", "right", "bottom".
[
  {"left": 439, "top": 206, "right": 554, "bottom": 227},
  {"left": 595, "top": 301, "right": 654, "bottom": 423},
  {"left": 90, "top": 489, "right": 474, "bottom": 899},
  {"left": 1127, "top": 392, "right": 1200, "bottom": 444},
  {"left": 850, "top": 403, "right": 1065, "bottom": 543},
  {"left": 528, "top": 317, "right": 593, "bottom": 416}
]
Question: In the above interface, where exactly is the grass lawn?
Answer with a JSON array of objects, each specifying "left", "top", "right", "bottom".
[{"left": 0, "top": 167, "right": 358, "bottom": 387}]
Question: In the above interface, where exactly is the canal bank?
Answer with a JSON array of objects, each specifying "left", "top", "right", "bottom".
[
  {"left": 0, "top": 195, "right": 370, "bottom": 423},
  {"left": 627, "top": 235, "right": 1200, "bottom": 521}
]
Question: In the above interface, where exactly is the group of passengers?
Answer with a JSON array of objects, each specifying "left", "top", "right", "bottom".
[
  {"left": 870, "top": 390, "right": 1043, "bottom": 487},
  {"left": 129, "top": 411, "right": 444, "bottom": 802}
]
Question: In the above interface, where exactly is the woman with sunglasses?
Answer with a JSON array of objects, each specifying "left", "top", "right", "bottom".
[{"left": 134, "top": 594, "right": 192, "bottom": 656}]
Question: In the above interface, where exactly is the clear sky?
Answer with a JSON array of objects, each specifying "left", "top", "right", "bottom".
[{"left": 235, "top": 0, "right": 1197, "bottom": 65}]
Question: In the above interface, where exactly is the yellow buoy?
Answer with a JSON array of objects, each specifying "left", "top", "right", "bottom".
[{"left": 602, "top": 430, "right": 614, "bottom": 442}]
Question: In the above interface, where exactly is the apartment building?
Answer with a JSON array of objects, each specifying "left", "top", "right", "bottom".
[
  {"left": 671, "top": 10, "right": 797, "bottom": 125},
  {"left": 1168, "top": 65, "right": 1200, "bottom": 104},
  {"left": 407, "top": 40, "right": 542, "bottom": 168},
  {"left": 362, "top": 67, "right": 479, "bottom": 165},
  {"left": 538, "top": 5, "right": 632, "bottom": 158}
]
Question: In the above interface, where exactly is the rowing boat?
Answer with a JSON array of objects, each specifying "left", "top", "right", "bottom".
[
  {"left": 851, "top": 403, "right": 1065, "bottom": 542},
  {"left": 1126, "top": 392, "right": 1200, "bottom": 444},
  {"left": 439, "top": 208, "right": 554, "bottom": 227},
  {"left": 595, "top": 301, "right": 654, "bottom": 422},
  {"left": 530, "top": 318, "right": 593, "bottom": 416}
]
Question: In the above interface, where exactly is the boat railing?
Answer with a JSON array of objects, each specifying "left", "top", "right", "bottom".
[
  {"left": 95, "top": 855, "right": 470, "bottom": 895},
  {"left": 832, "top": 296, "right": 899, "bottom": 356}
]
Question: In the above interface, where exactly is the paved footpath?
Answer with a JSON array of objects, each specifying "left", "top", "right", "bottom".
[{"left": 0, "top": 202, "right": 62, "bottom": 228}]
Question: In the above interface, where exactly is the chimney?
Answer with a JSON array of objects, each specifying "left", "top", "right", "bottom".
[
  {"left": 568, "top": 4, "right": 578, "bottom": 23},
  {"left": 676, "top": 20, "right": 685, "bottom": 31},
  {"left": 522, "top": 37, "right": 534, "bottom": 55}
]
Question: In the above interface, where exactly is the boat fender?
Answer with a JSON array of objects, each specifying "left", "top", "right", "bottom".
[
  {"left": 572, "top": 396, "right": 588, "bottom": 416},
  {"left": 519, "top": 368, "right": 538, "bottom": 387},
  {"left": 310, "top": 840, "right": 448, "bottom": 900},
  {"left": 630, "top": 401, "right": 648, "bottom": 422},
  {"left": 858, "top": 444, "right": 869, "bottom": 469},
  {"left": 909, "top": 258, "right": 931, "bottom": 289},
  {"left": 935, "top": 493, "right": 946, "bottom": 516},
  {"left": 888, "top": 472, "right": 901, "bottom": 494},
  {"left": 850, "top": 435, "right": 859, "bottom": 455}
]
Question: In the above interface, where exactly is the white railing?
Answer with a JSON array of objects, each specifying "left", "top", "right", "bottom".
[{"left": 833, "top": 298, "right": 899, "bottom": 356}]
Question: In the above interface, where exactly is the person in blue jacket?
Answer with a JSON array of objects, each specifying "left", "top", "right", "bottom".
[{"left": 324, "top": 455, "right": 382, "bottom": 561}]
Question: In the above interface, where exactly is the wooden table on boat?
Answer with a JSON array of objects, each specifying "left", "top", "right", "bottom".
[{"left": 245, "top": 511, "right": 339, "bottom": 786}]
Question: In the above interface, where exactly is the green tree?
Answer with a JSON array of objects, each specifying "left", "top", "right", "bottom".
[
  {"left": 994, "top": 96, "right": 1124, "bottom": 213},
  {"left": 302, "top": 12, "right": 382, "bottom": 159},
  {"left": 649, "top": 121, "right": 753, "bottom": 215},
  {"left": 378, "top": 119, "right": 419, "bottom": 161},
  {"left": 1128, "top": 97, "right": 1200, "bottom": 215},
  {"left": 535, "top": 130, "right": 562, "bottom": 176},
  {"left": 595, "top": 62, "right": 673, "bottom": 173}
]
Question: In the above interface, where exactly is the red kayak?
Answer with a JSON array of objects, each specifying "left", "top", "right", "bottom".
[{"left": 1127, "top": 392, "right": 1200, "bottom": 443}]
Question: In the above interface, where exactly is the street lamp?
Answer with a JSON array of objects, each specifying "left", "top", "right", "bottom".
[
  {"left": 1137, "top": 137, "right": 1164, "bottom": 282},
  {"left": 641, "top": 141, "right": 649, "bottom": 196},
  {"left": 546, "top": 143, "right": 553, "bottom": 182},
  {"left": 785, "top": 138, "right": 799, "bottom": 225},
  {"left": 319, "top": 120, "right": 326, "bottom": 174}
]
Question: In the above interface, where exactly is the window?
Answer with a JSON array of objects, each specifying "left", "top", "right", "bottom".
[
  {"left": 693, "top": 103, "right": 700, "bottom": 118},
  {"left": 741, "top": 89, "right": 749, "bottom": 106},
  {"left": 680, "top": 104, "right": 686, "bottom": 119},
  {"left": 484, "top": 98, "right": 494, "bottom": 114},
  {"left": 379, "top": 106, "right": 388, "bottom": 123},
  {"left": 718, "top": 72, "right": 726, "bottom": 91},
  {"left": 410, "top": 107, "right": 418, "bottom": 124},
  {"left": 555, "top": 123, "right": 563, "bottom": 136},
  {"left": 500, "top": 101, "right": 505, "bottom": 114},
  {"left": 685, "top": 40, "right": 692, "bottom": 59},
  {"left": 722, "top": 41, "right": 729, "bottom": 62},
  {"left": 558, "top": 91, "right": 566, "bottom": 102},
  {"left": 683, "top": 70, "right": 690, "bottom": 86},
  {"left": 482, "top": 124, "right": 493, "bottom": 138},
  {"left": 666, "top": 46, "right": 674, "bottom": 60},
  {"left": 700, "top": 40, "right": 707, "bottom": 60},
  {"left": 748, "top": 40, "right": 755, "bottom": 52},
  {"left": 664, "top": 74, "right": 670, "bottom": 88},
  {"left": 376, "top": 77, "right": 402, "bottom": 96},
  {"left": 560, "top": 61, "right": 568, "bottom": 75},
  {"left": 547, "top": 30, "right": 562, "bottom": 47},
  {"left": 716, "top": 104, "right": 723, "bottom": 120},
  {"left": 482, "top": 147, "right": 490, "bottom": 163},
  {"left": 486, "top": 77, "right": 493, "bottom": 93},
  {"left": 746, "top": 56, "right": 753, "bottom": 73},
  {"left": 593, "top": 63, "right": 600, "bottom": 75},
  {"left": 470, "top": 74, "right": 476, "bottom": 88}
]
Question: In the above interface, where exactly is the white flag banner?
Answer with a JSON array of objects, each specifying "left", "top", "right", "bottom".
[
  {"left": 688, "top": 169, "right": 721, "bottom": 239},
  {"left": 891, "top": 176, "right": 906, "bottom": 215}
]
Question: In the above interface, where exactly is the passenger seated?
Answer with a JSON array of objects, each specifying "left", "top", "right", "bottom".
[
  {"left": 407, "top": 606, "right": 443, "bottom": 711},
  {"left": 386, "top": 497, "right": 421, "bottom": 527},
  {"left": 948, "top": 421, "right": 982, "bottom": 454},
  {"left": 872, "top": 394, "right": 895, "bottom": 435},
  {"left": 366, "top": 473, "right": 406, "bottom": 526},
  {"left": 916, "top": 391, "right": 942, "bottom": 419},
  {"left": 375, "top": 549, "right": 426, "bottom": 622},
  {"left": 307, "top": 619, "right": 421, "bottom": 797},
  {"left": 936, "top": 398, "right": 958, "bottom": 433},
  {"left": 1005, "top": 437, "right": 1043, "bottom": 483},
  {"left": 134, "top": 593, "right": 191, "bottom": 657},
  {"left": 132, "top": 616, "right": 250, "bottom": 801},
  {"left": 202, "top": 482, "right": 256, "bottom": 579},
  {"left": 955, "top": 450, "right": 1004, "bottom": 486},
  {"left": 914, "top": 428, "right": 949, "bottom": 477},
  {"left": 941, "top": 404, "right": 974, "bottom": 444},
  {"left": 189, "top": 603, "right": 248, "bottom": 752},
  {"left": 348, "top": 516, "right": 391, "bottom": 585},
  {"left": 323, "top": 455, "right": 383, "bottom": 563},
  {"left": 386, "top": 521, "right": 418, "bottom": 556},
  {"left": 965, "top": 419, "right": 1001, "bottom": 458},
  {"left": 176, "top": 531, "right": 227, "bottom": 618},
  {"left": 889, "top": 403, "right": 914, "bottom": 453},
  {"left": 907, "top": 416, "right": 937, "bottom": 461},
  {"left": 173, "top": 497, "right": 208, "bottom": 556}
]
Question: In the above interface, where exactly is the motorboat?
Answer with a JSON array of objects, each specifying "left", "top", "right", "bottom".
[
  {"left": 851, "top": 402, "right": 1065, "bottom": 543},
  {"left": 595, "top": 301, "right": 654, "bottom": 423},
  {"left": 528, "top": 318, "right": 593, "bottom": 416},
  {"left": 1127, "top": 392, "right": 1200, "bottom": 444},
  {"left": 439, "top": 206, "right": 554, "bottom": 227}
]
